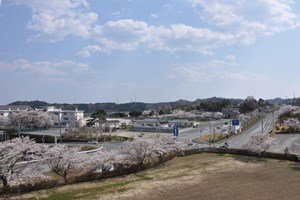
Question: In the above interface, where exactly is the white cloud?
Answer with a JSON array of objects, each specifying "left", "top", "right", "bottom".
[
  {"left": 0, "top": 59, "right": 94, "bottom": 76},
  {"left": 188, "top": 0, "right": 298, "bottom": 44},
  {"left": 177, "top": 55, "right": 239, "bottom": 70},
  {"left": 163, "top": 4, "right": 173, "bottom": 15},
  {"left": 172, "top": 66, "right": 258, "bottom": 83},
  {"left": 93, "top": 19, "right": 151, "bottom": 51},
  {"left": 150, "top": 13, "right": 159, "bottom": 19},
  {"left": 112, "top": 11, "right": 121, "bottom": 16},
  {"left": 92, "top": 19, "right": 239, "bottom": 54},
  {"left": 78, "top": 45, "right": 110, "bottom": 57},
  {"left": 207, "top": 55, "right": 238, "bottom": 68},
  {"left": 173, "top": 59, "right": 266, "bottom": 82},
  {"left": 11, "top": 0, "right": 98, "bottom": 42},
  {"left": 174, "top": 66, "right": 212, "bottom": 82},
  {"left": 216, "top": 71, "right": 246, "bottom": 81},
  {"left": 9, "top": 0, "right": 300, "bottom": 54}
]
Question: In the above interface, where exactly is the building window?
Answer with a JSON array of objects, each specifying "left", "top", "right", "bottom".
[{"left": 64, "top": 118, "right": 69, "bottom": 120}]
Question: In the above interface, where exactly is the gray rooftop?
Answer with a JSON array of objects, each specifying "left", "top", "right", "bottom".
[{"left": 0, "top": 105, "right": 33, "bottom": 111}]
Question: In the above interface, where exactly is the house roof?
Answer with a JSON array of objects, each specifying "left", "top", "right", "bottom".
[
  {"left": 133, "top": 118, "right": 168, "bottom": 123},
  {"left": 106, "top": 119, "right": 120, "bottom": 123},
  {"left": 168, "top": 119, "right": 192, "bottom": 123}
]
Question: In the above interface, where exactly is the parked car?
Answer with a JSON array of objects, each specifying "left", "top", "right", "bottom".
[{"left": 87, "top": 140, "right": 98, "bottom": 144}]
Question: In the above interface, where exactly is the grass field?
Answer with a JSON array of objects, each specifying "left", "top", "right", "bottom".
[{"left": 3, "top": 153, "right": 300, "bottom": 200}]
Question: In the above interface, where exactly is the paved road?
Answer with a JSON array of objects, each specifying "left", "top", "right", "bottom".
[
  {"left": 178, "top": 119, "right": 231, "bottom": 148},
  {"left": 24, "top": 105, "right": 300, "bottom": 154},
  {"left": 221, "top": 107, "right": 300, "bottom": 153},
  {"left": 270, "top": 134, "right": 300, "bottom": 153},
  {"left": 219, "top": 112, "right": 277, "bottom": 148},
  {"left": 185, "top": 107, "right": 292, "bottom": 152},
  {"left": 192, "top": 106, "right": 300, "bottom": 154}
]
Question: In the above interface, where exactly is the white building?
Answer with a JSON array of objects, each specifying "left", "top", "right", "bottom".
[
  {"left": 46, "top": 106, "right": 84, "bottom": 127},
  {"left": 0, "top": 105, "right": 32, "bottom": 117},
  {"left": 105, "top": 119, "right": 120, "bottom": 131},
  {"left": 168, "top": 119, "right": 197, "bottom": 128},
  {"left": 84, "top": 117, "right": 131, "bottom": 131},
  {"left": 132, "top": 118, "right": 169, "bottom": 129},
  {"left": 106, "top": 118, "right": 132, "bottom": 128}
]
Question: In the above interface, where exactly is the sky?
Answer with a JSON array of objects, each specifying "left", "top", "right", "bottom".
[{"left": 1, "top": 0, "right": 300, "bottom": 104}]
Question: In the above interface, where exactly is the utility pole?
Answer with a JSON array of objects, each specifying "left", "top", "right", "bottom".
[
  {"left": 54, "top": 135, "right": 57, "bottom": 145},
  {"left": 209, "top": 120, "right": 212, "bottom": 148},
  {"left": 18, "top": 122, "right": 21, "bottom": 137},
  {"left": 96, "top": 131, "right": 99, "bottom": 142},
  {"left": 60, "top": 125, "right": 62, "bottom": 144},
  {"left": 213, "top": 127, "right": 216, "bottom": 148},
  {"left": 272, "top": 111, "right": 275, "bottom": 134},
  {"left": 199, "top": 130, "right": 202, "bottom": 140},
  {"left": 261, "top": 118, "right": 264, "bottom": 134}
]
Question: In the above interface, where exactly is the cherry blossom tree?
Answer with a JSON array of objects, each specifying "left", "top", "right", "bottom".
[
  {"left": 155, "top": 137, "right": 186, "bottom": 159},
  {"left": 91, "top": 149, "right": 128, "bottom": 172},
  {"left": 243, "top": 134, "right": 277, "bottom": 155},
  {"left": 284, "top": 118, "right": 300, "bottom": 132},
  {"left": 121, "top": 139, "right": 161, "bottom": 165},
  {"left": 0, "top": 137, "right": 47, "bottom": 189},
  {"left": 121, "top": 138, "right": 186, "bottom": 165},
  {"left": 45, "top": 145, "right": 90, "bottom": 183},
  {"left": 10, "top": 111, "right": 58, "bottom": 129},
  {"left": 0, "top": 115, "right": 10, "bottom": 126}
]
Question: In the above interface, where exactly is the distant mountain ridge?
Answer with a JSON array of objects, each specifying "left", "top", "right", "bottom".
[
  {"left": 7, "top": 97, "right": 288, "bottom": 114},
  {"left": 266, "top": 98, "right": 291, "bottom": 104}
]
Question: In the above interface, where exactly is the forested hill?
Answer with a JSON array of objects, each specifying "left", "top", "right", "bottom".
[
  {"left": 9, "top": 101, "right": 148, "bottom": 113},
  {"left": 8, "top": 98, "right": 242, "bottom": 114},
  {"left": 8, "top": 97, "right": 288, "bottom": 114}
]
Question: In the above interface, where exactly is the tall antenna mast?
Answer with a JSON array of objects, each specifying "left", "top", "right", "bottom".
[{"left": 293, "top": 91, "right": 296, "bottom": 99}]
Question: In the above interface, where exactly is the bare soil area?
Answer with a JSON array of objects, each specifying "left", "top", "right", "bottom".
[{"left": 4, "top": 153, "right": 300, "bottom": 200}]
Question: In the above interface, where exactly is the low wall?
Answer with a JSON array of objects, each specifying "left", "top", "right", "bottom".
[
  {"left": 1, "top": 153, "right": 176, "bottom": 194},
  {"left": 181, "top": 147, "right": 299, "bottom": 162},
  {"left": 2, "top": 148, "right": 299, "bottom": 195}
]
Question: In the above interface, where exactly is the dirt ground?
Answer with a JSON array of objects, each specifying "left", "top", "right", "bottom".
[{"left": 4, "top": 153, "right": 300, "bottom": 200}]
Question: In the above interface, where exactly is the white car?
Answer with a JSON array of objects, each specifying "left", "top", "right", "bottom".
[{"left": 87, "top": 140, "right": 98, "bottom": 144}]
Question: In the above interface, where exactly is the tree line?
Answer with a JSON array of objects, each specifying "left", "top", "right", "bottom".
[
  {"left": 8, "top": 97, "right": 272, "bottom": 121},
  {"left": 0, "top": 136, "right": 185, "bottom": 191},
  {"left": 0, "top": 111, "right": 58, "bottom": 129}
]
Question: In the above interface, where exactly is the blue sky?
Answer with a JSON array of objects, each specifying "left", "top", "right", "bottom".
[{"left": 1, "top": 0, "right": 300, "bottom": 104}]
